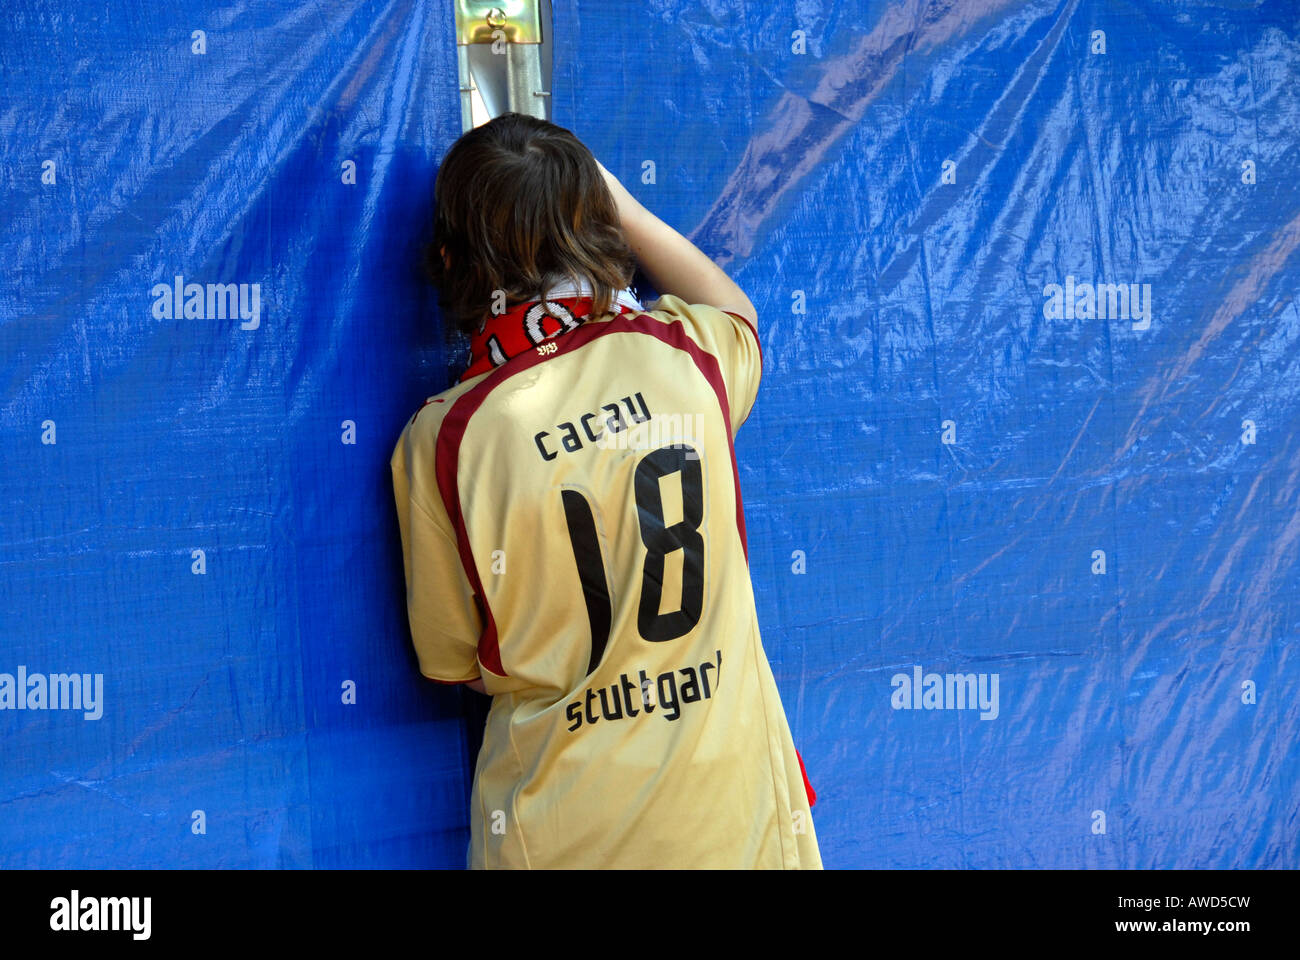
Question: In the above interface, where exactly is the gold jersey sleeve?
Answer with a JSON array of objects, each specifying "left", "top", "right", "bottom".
[
  {"left": 646, "top": 294, "right": 764, "bottom": 434},
  {"left": 391, "top": 299, "right": 822, "bottom": 869},
  {"left": 390, "top": 384, "right": 485, "bottom": 683}
]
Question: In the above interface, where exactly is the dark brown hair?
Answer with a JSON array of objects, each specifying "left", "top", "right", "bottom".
[{"left": 424, "top": 112, "right": 636, "bottom": 336}]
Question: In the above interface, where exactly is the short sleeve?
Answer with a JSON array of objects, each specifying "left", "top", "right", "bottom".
[
  {"left": 390, "top": 416, "right": 483, "bottom": 683},
  {"left": 645, "top": 294, "right": 763, "bottom": 434}
]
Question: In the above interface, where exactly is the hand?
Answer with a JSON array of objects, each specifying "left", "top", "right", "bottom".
[
  {"left": 593, "top": 161, "right": 755, "bottom": 323},
  {"left": 593, "top": 155, "right": 756, "bottom": 324}
]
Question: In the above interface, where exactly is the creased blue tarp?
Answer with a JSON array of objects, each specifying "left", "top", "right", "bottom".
[
  {"left": 552, "top": 0, "right": 1298, "bottom": 868},
  {"left": 2, "top": 0, "right": 475, "bottom": 868},
  {"left": 2, "top": 0, "right": 1297, "bottom": 868}
]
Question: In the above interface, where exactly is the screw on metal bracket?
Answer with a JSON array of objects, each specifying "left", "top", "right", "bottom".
[{"left": 455, "top": 1, "right": 542, "bottom": 46}]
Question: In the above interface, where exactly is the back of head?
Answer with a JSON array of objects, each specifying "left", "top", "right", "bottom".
[{"left": 426, "top": 112, "right": 636, "bottom": 336}]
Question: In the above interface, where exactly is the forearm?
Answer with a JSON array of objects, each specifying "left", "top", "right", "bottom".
[{"left": 600, "top": 165, "right": 757, "bottom": 324}]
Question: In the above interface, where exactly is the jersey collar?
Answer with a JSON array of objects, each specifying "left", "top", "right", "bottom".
[{"left": 459, "top": 279, "right": 643, "bottom": 383}]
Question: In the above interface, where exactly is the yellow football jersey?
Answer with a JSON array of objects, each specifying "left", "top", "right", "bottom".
[{"left": 390, "top": 294, "right": 822, "bottom": 869}]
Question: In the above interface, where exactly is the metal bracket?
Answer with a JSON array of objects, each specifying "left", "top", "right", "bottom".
[
  {"left": 454, "top": 0, "right": 552, "bottom": 130},
  {"left": 455, "top": 1, "right": 543, "bottom": 45}
]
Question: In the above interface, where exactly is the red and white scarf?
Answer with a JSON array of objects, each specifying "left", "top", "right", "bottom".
[{"left": 459, "top": 280, "right": 643, "bottom": 382}]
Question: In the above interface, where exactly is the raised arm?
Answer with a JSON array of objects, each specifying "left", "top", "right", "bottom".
[{"left": 597, "top": 161, "right": 757, "bottom": 327}]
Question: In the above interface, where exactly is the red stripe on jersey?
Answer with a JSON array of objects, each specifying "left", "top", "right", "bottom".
[
  {"left": 435, "top": 395, "right": 505, "bottom": 677},
  {"left": 435, "top": 310, "right": 750, "bottom": 678},
  {"left": 721, "top": 310, "right": 763, "bottom": 371},
  {"left": 796, "top": 748, "right": 816, "bottom": 807}
]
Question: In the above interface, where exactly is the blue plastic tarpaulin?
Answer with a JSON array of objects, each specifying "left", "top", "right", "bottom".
[{"left": 2, "top": 0, "right": 1297, "bottom": 868}]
